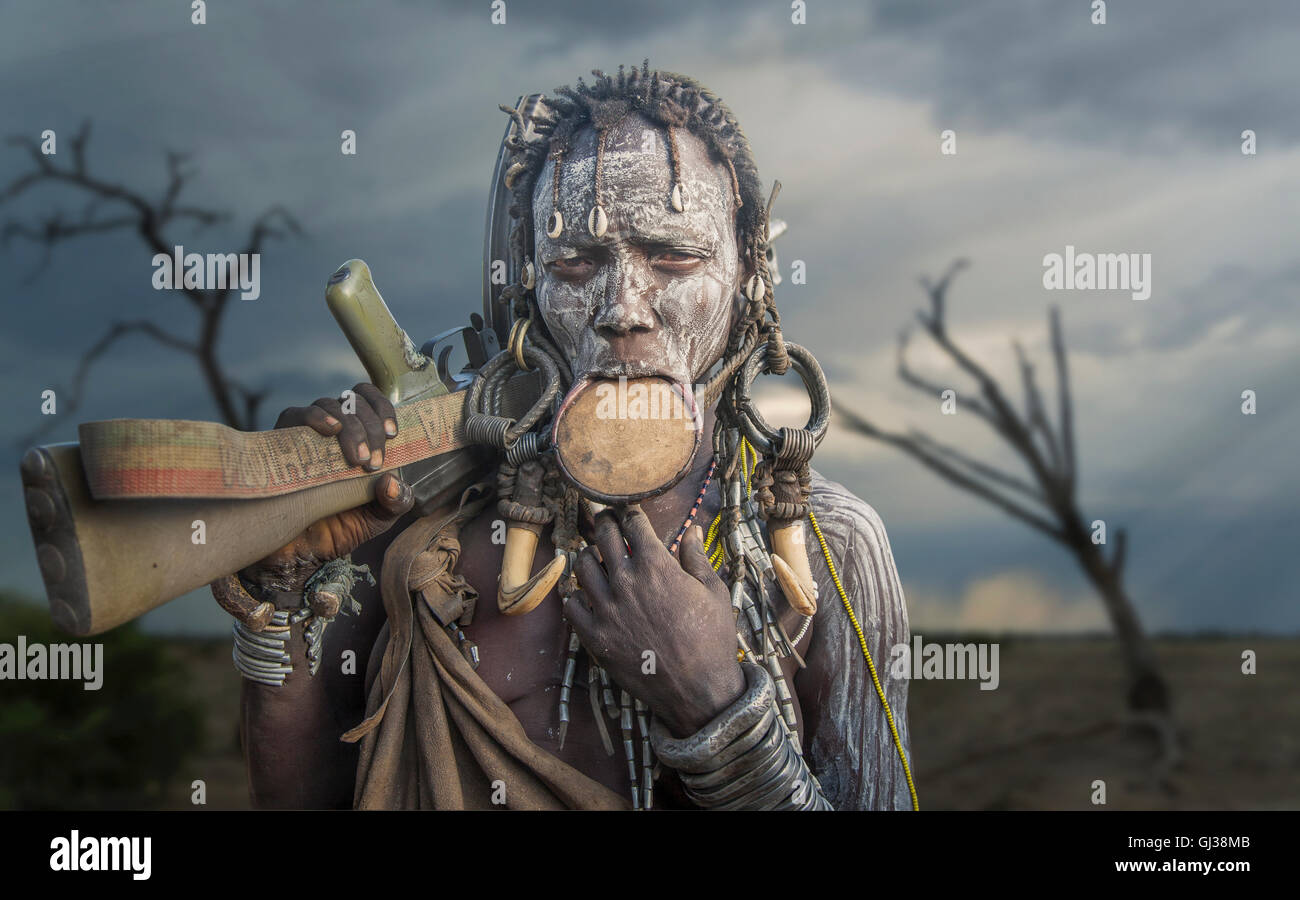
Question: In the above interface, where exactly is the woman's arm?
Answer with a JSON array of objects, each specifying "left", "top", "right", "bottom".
[{"left": 794, "top": 472, "right": 916, "bottom": 810}]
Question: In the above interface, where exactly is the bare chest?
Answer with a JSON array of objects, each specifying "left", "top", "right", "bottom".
[
  {"left": 450, "top": 501, "right": 809, "bottom": 807},
  {"left": 454, "top": 508, "right": 636, "bottom": 796}
]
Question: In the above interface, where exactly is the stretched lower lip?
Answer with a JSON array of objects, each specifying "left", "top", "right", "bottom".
[
  {"left": 558, "top": 374, "right": 700, "bottom": 409},
  {"left": 587, "top": 368, "right": 675, "bottom": 379}
]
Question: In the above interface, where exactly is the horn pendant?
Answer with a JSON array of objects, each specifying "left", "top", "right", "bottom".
[
  {"left": 769, "top": 519, "right": 819, "bottom": 616},
  {"left": 498, "top": 523, "right": 566, "bottom": 616},
  {"left": 497, "top": 459, "right": 564, "bottom": 616}
]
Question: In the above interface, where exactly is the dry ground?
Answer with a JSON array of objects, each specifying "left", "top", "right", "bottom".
[
  {"left": 907, "top": 635, "right": 1299, "bottom": 810},
  {"left": 158, "top": 635, "right": 1300, "bottom": 810}
]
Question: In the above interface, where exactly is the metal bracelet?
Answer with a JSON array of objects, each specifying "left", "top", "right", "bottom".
[
  {"left": 683, "top": 717, "right": 831, "bottom": 810},
  {"left": 648, "top": 660, "right": 774, "bottom": 773},
  {"left": 680, "top": 708, "right": 785, "bottom": 791},
  {"left": 649, "top": 661, "right": 832, "bottom": 810},
  {"left": 683, "top": 720, "right": 791, "bottom": 805},
  {"left": 231, "top": 558, "right": 373, "bottom": 684},
  {"left": 232, "top": 609, "right": 293, "bottom": 686}
]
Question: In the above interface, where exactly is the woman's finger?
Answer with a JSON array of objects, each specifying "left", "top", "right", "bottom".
[
  {"left": 354, "top": 383, "right": 398, "bottom": 438},
  {"left": 590, "top": 509, "right": 629, "bottom": 573},
  {"left": 574, "top": 545, "right": 615, "bottom": 613},
  {"left": 314, "top": 396, "right": 367, "bottom": 468},
  {"left": 349, "top": 390, "right": 388, "bottom": 471}
]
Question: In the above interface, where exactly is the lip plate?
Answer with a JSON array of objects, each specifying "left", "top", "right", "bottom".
[{"left": 551, "top": 375, "right": 703, "bottom": 505}]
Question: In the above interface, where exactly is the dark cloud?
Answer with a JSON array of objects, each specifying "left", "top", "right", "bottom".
[
  {"left": 864, "top": 0, "right": 1300, "bottom": 148},
  {"left": 1068, "top": 261, "right": 1300, "bottom": 356},
  {"left": 0, "top": 0, "right": 1295, "bottom": 636}
]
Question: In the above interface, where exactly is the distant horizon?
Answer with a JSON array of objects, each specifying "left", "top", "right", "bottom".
[
  {"left": 3, "top": 589, "right": 1294, "bottom": 641},
  {"left": 3, "top": 1, "right": 1296, "bottom": 636}
]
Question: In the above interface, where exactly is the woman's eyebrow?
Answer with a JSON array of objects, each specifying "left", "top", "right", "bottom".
[
  {"left": 629, "top": 227, "right": 718, "bottom": 250},
  {"left": 536, "top": 217, "right": 721, "bottom": 252}
]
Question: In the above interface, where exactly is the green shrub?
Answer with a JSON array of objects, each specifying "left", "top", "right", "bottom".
[{"left": 0, "top": 592, "right": 204, "bottom": 810}]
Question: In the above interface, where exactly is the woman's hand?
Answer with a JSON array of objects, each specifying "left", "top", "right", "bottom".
[
  {"left": 238, "top": 383, "right": 414, "bottom": 592},
  {"left": 563, "top": 506, "right": 745, "bottom": 737}
]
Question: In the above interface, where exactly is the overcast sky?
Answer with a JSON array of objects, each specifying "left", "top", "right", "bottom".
[{"left": 1, "top": 0, "right": 1295, "bottom": 635}]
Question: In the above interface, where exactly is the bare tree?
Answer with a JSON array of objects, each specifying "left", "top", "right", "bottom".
[
  {"left": 3, "top": 121, "right": 302, "bottom": 444},
  {"left": 839, "top": 259, "right": 1171, "bottom": 716}
]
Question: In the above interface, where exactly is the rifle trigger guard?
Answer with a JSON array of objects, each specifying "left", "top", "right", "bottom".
[{"left": 421, "top": 324, "right": 485, "bottom": 392}]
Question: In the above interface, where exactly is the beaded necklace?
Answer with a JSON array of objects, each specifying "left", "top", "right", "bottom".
[{"left": 668, "top": 456, "right": 717, "bottom": 554}]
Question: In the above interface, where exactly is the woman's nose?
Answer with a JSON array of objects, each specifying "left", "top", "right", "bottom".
[{"left": 593, "top": 258, "right": 656, "bottom": 336}]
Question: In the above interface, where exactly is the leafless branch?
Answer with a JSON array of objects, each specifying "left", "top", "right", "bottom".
[
  {"left": 912, "top": 266, "right": 1062, "bottom": 502},
  {"left": 839, "top": 259, "right": 1171, "bottom": 715},
  {"left": 837, "top": 406, "right": 1065, "bottom": 540},
  {"left": 4, "top": 119, "right": 301, "bottom": 435},
  {"left": 1112, "top": 526, "right": 1128, "bottom": 578},
  {"left": 1050, "top": 307, "right": 1077, "bottom": 491},
  {"left": 908, "top": 430, "right": 1046, "bottom": 504},
  {"left": 1012, "top": 338, "right": 1063, "bottom": 477},
  {"left": 245, "top": 205, "right": 304, "bottom": 257},
  {"left": 895, "top": 327, "right": 1000, "bottom": 424}
]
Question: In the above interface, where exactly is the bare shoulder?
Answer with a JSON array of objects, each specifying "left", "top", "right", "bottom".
[
  {"left": 805, "top": 469, "right": 905, "bottom": 612},
  {"left": 798, "top": 469, "right": 914, "bottom": 810},
  {"left": 807, "top": 470, "right": 896, "bottom": 553},
  {"left": 801, "top": 467, "right": 908, "bottom": 664}
]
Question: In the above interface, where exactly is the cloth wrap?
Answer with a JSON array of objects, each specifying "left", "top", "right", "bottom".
[{"left": 340, "top": 481, "right": 628, "bottom": 810}]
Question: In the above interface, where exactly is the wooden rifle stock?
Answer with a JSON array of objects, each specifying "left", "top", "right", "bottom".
[
  {"left": 19, "top": 259, "right": 527, "bottom": 635},
  {"left": 20, "top": 442, "right": 471, "bottom": 636}
]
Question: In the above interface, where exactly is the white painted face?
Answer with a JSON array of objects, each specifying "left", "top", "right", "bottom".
[{"left": 530, "top": 112, "right": 745, "bottom": 387}]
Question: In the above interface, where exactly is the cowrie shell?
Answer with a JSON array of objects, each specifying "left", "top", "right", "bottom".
[
  {"left": 670, "top": 184, "right": 685, "bottom": 212},
  {"left": 588, "top": 205, "right": 608, "bottom": 238},
  {"left": 746, "top": 274, "right": 766, "bottom": 303},
  {"left": 521, "top": 261, "right": 536, "bottom": 290},
  {"left": 546, "top": 210, "right": 564, "bottom": 239}
]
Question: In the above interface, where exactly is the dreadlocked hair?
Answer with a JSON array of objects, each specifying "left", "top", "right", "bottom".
[{"left": 496, "top": 60, "right": 787, "bottom": 398}]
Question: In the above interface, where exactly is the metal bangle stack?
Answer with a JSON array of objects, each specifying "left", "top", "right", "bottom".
[
  {"left": 232, "top": 609, "right": 294, "bottom": 687},
  {"left": 650, "top": 660, "right": 831, "bottom": 810}
]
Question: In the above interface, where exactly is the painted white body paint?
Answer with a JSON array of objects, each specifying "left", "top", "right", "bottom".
[{"left": 530, "top": 113, "right": 743, "bottom": 388}]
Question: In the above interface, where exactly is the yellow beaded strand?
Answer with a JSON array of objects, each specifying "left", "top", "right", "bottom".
[{"left": 808, "top": 508, "right": 920, "bottom": 811}]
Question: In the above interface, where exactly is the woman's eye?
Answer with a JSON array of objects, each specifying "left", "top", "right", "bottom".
[
  {"left": 549, "top": 257, "right": 594, "bottom": 273},
  {"left": 655, "top": 251, "right": 702, "bottom": 266}
]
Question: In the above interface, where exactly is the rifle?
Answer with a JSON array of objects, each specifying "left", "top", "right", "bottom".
[
  {"left": 19, "top": 259, "right": 535, "bottom": 636},
  {"left": 17, "top": 93, "right": 555, "bottom": 638}
]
